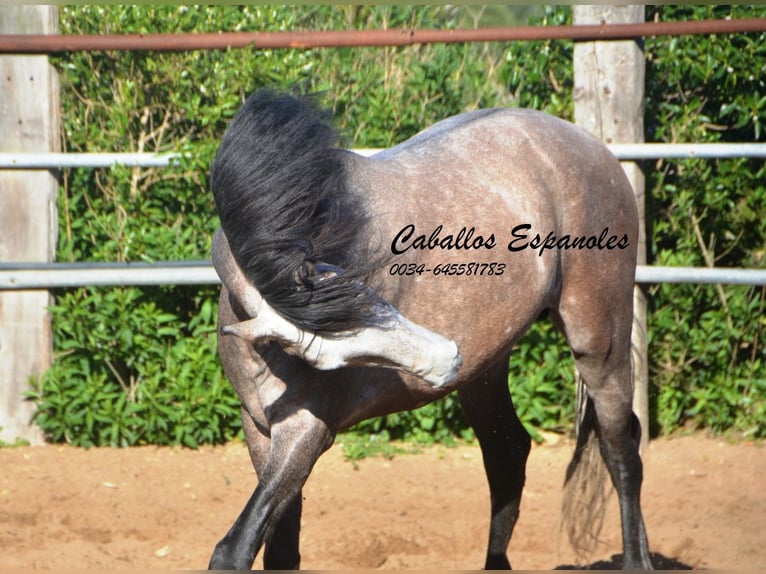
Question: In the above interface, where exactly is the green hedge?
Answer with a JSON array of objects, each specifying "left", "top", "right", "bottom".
[{"left": 27, "top": 5, "right": 765, "bottom": 447}]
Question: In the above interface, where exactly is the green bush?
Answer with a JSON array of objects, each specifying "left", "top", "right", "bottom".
[
  {"left": 29, "top": 287, "right": 239, "bottom": 447},
  {"left": 28, "top": 5, "right": 765, "bottom": 447},
  {"left": 644, "top": 5, "right": 766, "bottom": 438}
]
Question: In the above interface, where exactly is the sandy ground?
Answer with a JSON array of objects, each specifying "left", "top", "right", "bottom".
[{"left": 0, "top": 433, "right": 763, "bottom": 570}]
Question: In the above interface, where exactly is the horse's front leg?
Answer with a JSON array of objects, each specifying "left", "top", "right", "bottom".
[
  {"left": 237, "top": 407, "right": 303, "bottom": 569},
  {"left": 209, "top": 409, "right": 334, "bottom": 570}
]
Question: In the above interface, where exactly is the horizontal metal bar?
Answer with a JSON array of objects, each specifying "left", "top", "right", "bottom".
[
  {"left": 0, "top": 261, "right": 219, "bottom": 289},
  {"left": 2, "top": 143, "right": 766, "bottom": 169},
  {"left": 1, "top": 18, "right": 765, "bottom": 54},
  {"left": 0, "top": 152, "right": 182, "bottom": 169},
  {"left": 608, "top": 143, "right": 766, "bottom": 160},
  {"left": 635, "top": 266, "right": 766, "bottom": 286},
  {"left": 1, "top": 262, "right": 764, "bottom": 289}
]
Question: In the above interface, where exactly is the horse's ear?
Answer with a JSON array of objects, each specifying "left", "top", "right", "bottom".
[{"left": 220, "top": 318, "right": 261, "bottom": 344}]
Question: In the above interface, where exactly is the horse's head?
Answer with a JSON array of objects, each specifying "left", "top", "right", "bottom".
[{"left": 211, "top": 229, "right": 462, "bottom": 387}]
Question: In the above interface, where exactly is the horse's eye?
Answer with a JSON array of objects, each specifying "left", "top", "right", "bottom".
[
  {"left": 294, "top": 261, "right": 315, "bottom": 289},
  {"left": 312, "top": 263, "right": 341, "bottom": 283}
]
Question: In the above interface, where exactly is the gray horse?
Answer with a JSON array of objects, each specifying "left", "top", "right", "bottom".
[{"left": 207, "top": 89, "right": 652, "bottom": 570}]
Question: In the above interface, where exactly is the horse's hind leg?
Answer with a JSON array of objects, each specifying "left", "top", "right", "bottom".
[
  {"left": 556, "top": 283, "right": 652, "bottom": 569},
  {"left": 457, "top": 354, "right": 531, "bottom": 570},
  {"left": 573, "top": 357, "right": 651, "bottom": 569}
]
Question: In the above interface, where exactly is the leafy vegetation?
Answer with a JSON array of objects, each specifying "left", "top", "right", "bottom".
[
  {"left": 643, "top": 5, "right": 766, "bottom": 438},
  {"left": 26, "top": 5, "right": 765, "bottom": 449}
]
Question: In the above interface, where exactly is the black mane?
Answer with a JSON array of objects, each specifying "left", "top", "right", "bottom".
[{"left": 211, "top": 88, "right": 380, "bottom": 332}]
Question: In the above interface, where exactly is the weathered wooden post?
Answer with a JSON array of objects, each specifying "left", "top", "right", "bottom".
[
  {"left": 573, "top": 5, "right": 649, "bottom": 449},
  {"left": 0, "top": 6, "right": 59, "bottom": 444}
]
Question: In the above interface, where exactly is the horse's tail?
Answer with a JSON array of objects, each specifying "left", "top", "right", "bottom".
[
  {"left": 211, "top": 88, "right": 380, "bottom": 332},
  {"left": 560, "top": 369, "right": 611, "bottom": 561}
]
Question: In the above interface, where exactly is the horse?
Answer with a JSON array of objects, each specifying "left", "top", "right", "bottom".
[{"left": 206, "top": 88, "right": 652, "bottom": 570}]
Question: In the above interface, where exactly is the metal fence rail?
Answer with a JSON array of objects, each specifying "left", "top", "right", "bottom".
[
  {"left": 1, "top": 261, "right": 765, "bottom": 289},
  {"left": 2, "top": 18, "right": 765, "bottom": 54},
  {"left": 1, "top": 143, "right": 764, "bottom": 290},
  {"left": 2, "top": 143, "right": 766, "bottom": 169},
  {"left": 0, "top": 152, "right": 182, "bottom": 169}
]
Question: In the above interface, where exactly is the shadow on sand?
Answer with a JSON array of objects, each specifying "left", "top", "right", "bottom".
[{"left": 556, "top": 552, "right": 693, "bottom": 570}]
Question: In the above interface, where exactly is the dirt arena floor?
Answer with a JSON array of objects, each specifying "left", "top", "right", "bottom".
[{"left": 0, "top": 433, "right": 763, "bottom": 570}]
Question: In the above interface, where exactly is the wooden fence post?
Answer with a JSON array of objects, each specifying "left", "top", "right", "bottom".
[
  {"left": 573, "top": 5, "right": 649, "bottom": 449},
  {"left": 0, "top": 6, "right": 59, "bottom": 444}
]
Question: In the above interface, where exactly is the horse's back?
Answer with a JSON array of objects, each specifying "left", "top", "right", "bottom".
[
  {"left": 371, "top": 107, "right": 633, "bottom": 207},
  {"left": 361, "top": 106, "right": 637, "bottom": 271},
  {"left": 346, "top": 107, "right": 638, "bottom": 381}
]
